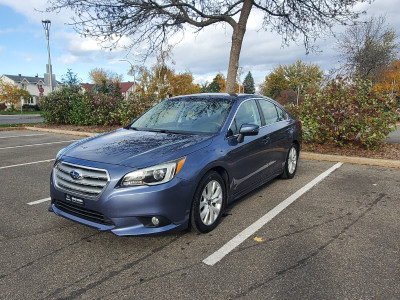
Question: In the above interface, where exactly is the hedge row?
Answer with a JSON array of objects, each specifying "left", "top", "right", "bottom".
[
  {"left": 39, "top": 86, "right": 152, "bottom": 126},
  {"left": 286, "top": 78, "right": 398, "bottom": 149}
]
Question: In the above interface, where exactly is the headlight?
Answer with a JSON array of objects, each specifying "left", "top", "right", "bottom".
[{"left": 121, "top": 157, "right": 186, "bottom": 186}]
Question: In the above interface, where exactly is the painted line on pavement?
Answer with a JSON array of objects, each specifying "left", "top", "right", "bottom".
[
  {"left": 0, "top": 159, "right": 55, "bottom": 170},
  {"left": 203, "top": 162, "right": 343, "bottom": 266},
  {"left": 0, "top": 140, "right": 78, "bottom": 150},
  {"left": 27, "top": 197, "right": 51, "bottom": 205},
  {"left": 0, "top": 133, "right": 48, "bottom": 139}
]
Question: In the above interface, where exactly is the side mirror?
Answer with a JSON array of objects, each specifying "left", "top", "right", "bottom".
[{"left": 237, "top": 124, "right": 259, "bottom": 143}]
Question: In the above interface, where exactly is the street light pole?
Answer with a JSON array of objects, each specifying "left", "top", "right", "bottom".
[
  {"left": 119, "top": 59, "right": 136, "bottom": 84},
  {"left": 42, "top": 19, "right": 53, "bottom": 91}
]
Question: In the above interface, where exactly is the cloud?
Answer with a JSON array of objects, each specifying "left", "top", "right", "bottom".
[
  {"left": 59, "top": 54, "right": 78, "bottom": 64},
  {"left": 1, "top": 0, "right": 399, "bottom": 88},
  {"left": 0, "top": 0, "right": 73, "bottom": 25},
  {"left": 169, "top": 0, "right": 400, "bottom": 86}
]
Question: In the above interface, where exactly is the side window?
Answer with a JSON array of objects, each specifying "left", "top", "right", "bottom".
[
  {"left": 259, "top": 100, "right": 278, "bottom": 125},
  {"left": 228, "top": 100, "right": 261, "bottom": 136},
  {"left": 276, "top": 106, "right": 288, "bottom": 121}
]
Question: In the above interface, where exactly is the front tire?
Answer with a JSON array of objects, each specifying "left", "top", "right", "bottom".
[
  {"left": 190, "top": 171, "right": 225, "bottom": 233},
  {"left": 281, "top": 144, "right": 298, "bottom": 179}
]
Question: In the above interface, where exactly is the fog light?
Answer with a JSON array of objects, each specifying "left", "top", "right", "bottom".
[{"left": 151, "top": 217, "right": 160, "bottom": 226}]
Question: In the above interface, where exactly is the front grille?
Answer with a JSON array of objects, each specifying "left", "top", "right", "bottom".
[
  {"left": 54, "top": 162, "right": 109, "bottom": 199},
  {"left": 54, "top": 199, "right": 114, "bottom": 226}
]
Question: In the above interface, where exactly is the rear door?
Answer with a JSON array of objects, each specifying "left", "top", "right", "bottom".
[{"left": 257, "top": 99, "right": 292, "bottom": 174}]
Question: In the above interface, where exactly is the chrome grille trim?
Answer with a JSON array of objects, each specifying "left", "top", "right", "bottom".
[{"left": 54, "top": 162, "right": 110, "bottom": 199}]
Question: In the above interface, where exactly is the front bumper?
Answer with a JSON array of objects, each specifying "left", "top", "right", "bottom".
[{"left": 50, "top": 159, "right": 195, "bottom": 236}]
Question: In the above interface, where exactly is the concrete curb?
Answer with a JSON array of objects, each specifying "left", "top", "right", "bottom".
[
  {"left": 301, "top": 152, "right": 400, "bottom": 169},
  {"left": 24, "top": 126, "right": 400, "bottom": 169},
  {"left": 25, "top": 126, "right": 96, "bottom": 137},
  {"left": 0, "top": 127, "right": 25, "bottom": 131}
]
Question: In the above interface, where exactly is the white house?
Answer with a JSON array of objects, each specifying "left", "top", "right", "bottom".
[{"left": 0, "top": 74, "right": 62, "bottom": 107}]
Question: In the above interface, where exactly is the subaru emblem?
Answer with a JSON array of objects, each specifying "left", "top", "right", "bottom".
[{"left": 70, "top": 170, "right": 83, "bottom": 180}]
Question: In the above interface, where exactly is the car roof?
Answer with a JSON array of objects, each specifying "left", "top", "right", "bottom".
[{"left": 169, "top": 93, "right": 263, "bottom": 102}]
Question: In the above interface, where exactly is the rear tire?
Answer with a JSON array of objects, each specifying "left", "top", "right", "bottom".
[
  {"left": 190, "top": 171, "right": 225, "bottom": 233},
  {"left": 281, "top": 144, "right": 298, "bottom": 179}
]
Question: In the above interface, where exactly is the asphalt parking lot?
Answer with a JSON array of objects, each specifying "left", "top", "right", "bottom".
[{"left": 1, "top": 129, "right": 399, "bottom": 299}]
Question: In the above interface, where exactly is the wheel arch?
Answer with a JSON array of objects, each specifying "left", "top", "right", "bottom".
[{"left": 207, "top": 166, "right": 231, "bottom": 205}]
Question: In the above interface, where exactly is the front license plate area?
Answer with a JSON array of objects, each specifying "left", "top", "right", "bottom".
[{"left": 65, "top": 194, "right": 85, "bottom": 205}]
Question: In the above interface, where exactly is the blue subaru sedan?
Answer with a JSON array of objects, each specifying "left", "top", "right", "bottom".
[{"left": 50, "top": 93, "right": 301, "bottom": 235}]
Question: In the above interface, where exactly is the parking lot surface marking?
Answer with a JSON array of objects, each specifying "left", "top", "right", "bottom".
[
  {"left": 27, "top": 197, "right": 51, "bottom": 205},
  {"left": 0, "top": 159, "right": 55, "bottom": 170},
  {"left": 0, "top": 133, "right": 48, "bottom": 139},
  {"left": 203, "top": 162, "right": 343, "bottom": 266},
  {"left": 0, "top": 139, "right": 78, "bottom": 150}
]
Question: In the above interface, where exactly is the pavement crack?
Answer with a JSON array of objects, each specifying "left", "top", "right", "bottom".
[
  {"left": 0, "top": 232, "right": 100, "bottom": 280},
  {"left": 97, "top": 262, "right": 201, "bottom": 300},
  {"left": 48, "top": 235, "right": 182, "bottom": 300},
  {"left": 233, "top": 214, "right": 350, "bottom": 254},
  {"left": 232, "top": 193, "right": 386, "bottom": 298}
]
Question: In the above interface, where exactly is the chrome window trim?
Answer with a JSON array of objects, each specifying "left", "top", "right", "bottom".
[
  {"left": 225, "top": 97, "right": 264, "bottom": 138},
  {"left": 226, "top": 97, "right": 289, "bottom": 138}
]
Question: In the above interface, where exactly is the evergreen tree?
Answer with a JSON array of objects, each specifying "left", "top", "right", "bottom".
[
  {"left": 207, "top": 76, "right": 221, "bottom": 93},
  {"left": 108, "top": 81, "right": 115, "bottom": 93},
  {"left": 100, "top": 79, "right": 109, "bottom": 94},
  {"left": 243, "top": 72, "right": 255, "bottom": 94},
  {"left": 92, "top": 84, "right": 100, "bottom": 93},
  {"left": 61, "top": 69, "right": 80, "bottom": 87},
  {"left": 113, "top": 82, "right": 123, "bottom": 99}
]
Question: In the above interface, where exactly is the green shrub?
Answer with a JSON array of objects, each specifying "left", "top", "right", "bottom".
[
  {"left": 300, "top": 78, "right": 397, "bottom": 149},
  {"left": 39, "top": 86, "right": 82, "bottom": 124},
  {"left": 39, "top": 85, "right": 153, "bottom": 126},
  {"left": 284, "top": 103, "right": 301, "bottom": 119},
  {"left": 69, "top": 93, "right": 93, "bottom": 125}
]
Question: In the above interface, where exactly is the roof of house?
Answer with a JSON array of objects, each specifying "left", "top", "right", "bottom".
[
  {"left": 2, "top": 74, "right": 62, "bottom": 85},
  {"left": 119, "top": 82, "right": 136, "bottom": 93},
  {"left": 80, "top": 83, "right": 95, "bottom": 90},
  {"left": 80, "top": 82, "right": 136, "bottom": 93}
]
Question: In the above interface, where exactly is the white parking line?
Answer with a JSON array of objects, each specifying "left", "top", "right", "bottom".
[
  {"left": 0, "top": 140, "right": 78, "bottom": 150},
  {"left": 203, "top": 162, "right": 343, "bottom": 266},
  {"left": 0, "top": 133, "right": 48, "bottom": 139},
  {"left": 0, "top": 159, "right": 55, "bottom": 170},
  {"left": 28, "top": 197, "right": 51, "bottom": 205}
]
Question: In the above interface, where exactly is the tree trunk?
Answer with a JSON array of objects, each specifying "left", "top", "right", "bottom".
[{"left": 226, "top": 0, "right": 253, "bottom": 94}]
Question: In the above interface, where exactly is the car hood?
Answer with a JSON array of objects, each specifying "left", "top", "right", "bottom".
[{"left": 62, "top": 128, "right": 212, "bottom": 168}]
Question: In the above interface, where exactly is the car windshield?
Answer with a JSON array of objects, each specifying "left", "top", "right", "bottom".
[{"left": 130, "top": 97, "right": 233, "bottom": 134}]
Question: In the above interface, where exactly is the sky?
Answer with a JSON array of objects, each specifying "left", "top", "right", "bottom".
[{"left": 0, "top": 0, "right": 399, "bottom": 87}]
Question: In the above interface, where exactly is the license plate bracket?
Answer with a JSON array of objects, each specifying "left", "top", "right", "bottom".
[{"left": 65, "top": 194, "right": 85, "bottom": 205}]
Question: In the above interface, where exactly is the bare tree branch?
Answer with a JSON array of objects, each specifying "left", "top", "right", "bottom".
[{"left": 46, "top": 0, "right": 372, "bottom": 93}]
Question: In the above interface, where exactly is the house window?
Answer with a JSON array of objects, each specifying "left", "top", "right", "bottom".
[{"left": 24, "top": 97, "right": 34, "bottom": 105}]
